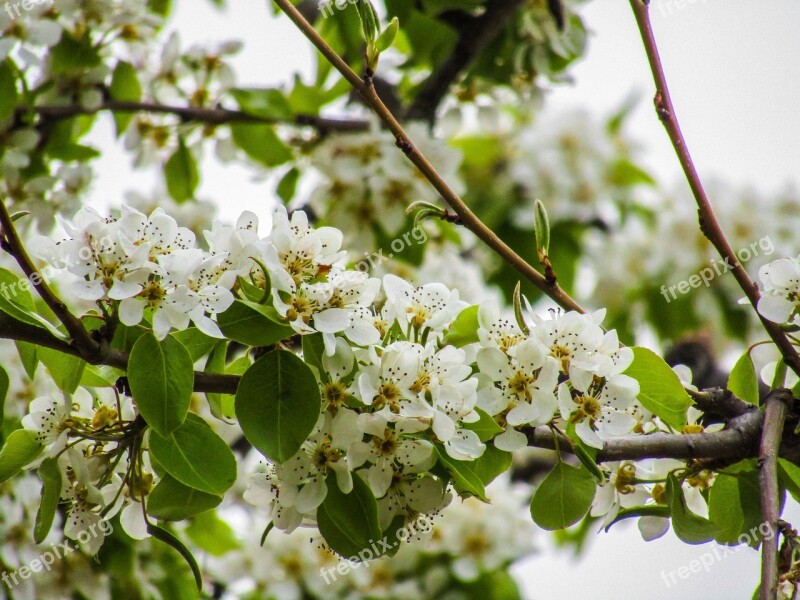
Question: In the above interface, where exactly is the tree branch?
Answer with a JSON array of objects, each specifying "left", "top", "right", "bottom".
[
  {"left": 525, "top": 406, "right": 764, "bottom": 463},
  {"left": 760, "top": 389, "right": 792, "bottom": 600},
  {"left": 405, "top": 0, "right": 527, "bottom": 122},
  {"left": 273, "top": 0, "right": 585, "bottom": 314},
  {"left": 26, "top": 101, "right": 370, "bottom": 133},
  {"left": 0, "top": 314, "right": 240, "bottom": 394},
  {"left": 628, "top": 0, "right": 800, "bottom": 377},
  {"left": 0, "top": 197, "right": 101, "bottom": 361}
]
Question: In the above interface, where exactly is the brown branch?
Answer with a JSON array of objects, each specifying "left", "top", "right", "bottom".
[
  {"left": 0, "top": 313, "right": 239, "bottom": 394},
  {"left": 273, "top": 0, "right": 585, "bottom": 314},
  {"left": 628, "top": 0, "right": 800, "bottom": 377},
  {"left": 26, "top": 101, "right": 370, "bottom": 133},
  {"left": 760, "top": 389, "right": 792, "bottom": 600},
  {"left": 405, "top": 0, "right": 527, "bottom": 122},
  {"left": 525, "top": 406, "right": 764, "bottom": 463},
  {"left": 0, "top": 197, "right": 101, "bottom": 361}
]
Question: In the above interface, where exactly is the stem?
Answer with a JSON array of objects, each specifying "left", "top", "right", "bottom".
[
  {"left": 628, "top": 0, "right": 800, "bottom": 377},
  {"left": 759, "top": 389, "right": 791, "bottom": 600},
  {"left": 0, "top": 197, "right": 101, "bottom": 361},
  {"left": 27, "top": 101, "right": 369, "bottom": 132},
  {"left": 273, "top": 0, "right": 585, "bottom": 314}
]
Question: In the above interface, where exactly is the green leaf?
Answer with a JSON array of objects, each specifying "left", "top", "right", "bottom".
[
  {"left": 604, "top": 505, "right": 670, "bottom": 532},
  {"left": 171, "top": 328, "right": 218, "bottom": 362},
  {"left": 164, "top": 137, "right": 199, "bottom": 203},
  {"left": 185, "top": 510, "right": 240, "bottom": 556},
  {"left": 276, "top": 167, "right": 300, "bottom": 204},
  {"left": 80, "top": 365, "right": 117, "bottom": 388},
  {"left": 230, "top": 88, "right": 293, "bottom": 120},
  {"left": 109, "top": 61, "right": 142, "bottom": 136},
  {"left": 128, "top": 333, "right": 194, "bottom": 437},
  {"left": 375, "top": 17, "right": 399, "bottom": 53},
  {"left": 463, "top": 408, "right": 502, "bottom": 442},
  {"left": 778, "top": 458, "right": 800, "bottom": 504},
  {"left": 0, "top": 429, "right": 42, "bottom": 483},
  {"left": 461, "top": 571, "right": 523, "bottom": 600},
  {"left": 530, "top": 462, "right": 595, "bottom": 530},
  {"left": 0, "top": 60, "right": 19, "bottom": 122},
  {"left": 666, "top": 473, "right": 720, "bottom": 544},
  {"left": 235, "top": 350, "right": 321, "bottom": 464},
  {"left": 230, "top": 123, "right": 292, "bottom": 167},
  {"left": 0, "top": 268, "right": 66, "bottom": 339},
  {"left": 217, "top": 299, "right": 294, "bottom": 347},
  {"left": 469, "top": 445, "right": 512, "bottom": 486},
  {"left": 728, "top": 352, "right": 759, "bottom": 405},
  {"left": 435, "top": 445, "right": 486, "bottom": 501},
  {"left": 317, "top": 473, "right": 382, "bottom": 558},
  {"left": 624, "top": 347, "right": 691, "bottom": 430},
  {"left": 204, "top": 341, "right": 235, "bottom": 421},
  {"left": 146, "top": 523, "right": 202, "bottom": 591},
  {"left": 15, "top": 341, "right": 37, "bottom": 379},
  {"left": 148, "top": 414, "right": 237, "bottom": 496},
  {"left": 34, "top": 458, "right": 62, "bottom": 543},
  {"left": 50, "top": 32, "right": 102, "bottom": 74},
  {"left": 356, "top": 0, "right": 379, "bottom": 43},
  {"left": 38, "top": 348, "right": 86, "bottom": 394},
  {"left": 301, "top": 332, "right": 326, "bottom": 379},
  {"left": 147, "top": 473, "right": 222, "bottom": 521},
  {"left": 534, "top": 199, "right": 550, "bottom": 256},
  {"left": 442, "top": 305, "right": 480, "bottom": 347}
]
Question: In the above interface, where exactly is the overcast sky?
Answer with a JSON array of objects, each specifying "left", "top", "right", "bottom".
[{"left": 85, "top": 1, "right": 800, "bottom": 598}]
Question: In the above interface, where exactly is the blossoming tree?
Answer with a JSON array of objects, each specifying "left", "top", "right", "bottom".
[{"left": 0, "top": 0, "right": 798, "bottom": 598}]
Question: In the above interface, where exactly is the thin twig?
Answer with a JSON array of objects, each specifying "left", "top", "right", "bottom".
[
  {"left": 27, "top": 101, "right": 370, "bottom": 132},
  {"left": 0, "top": 198, "right": 101, "bottom": 361},
  {"left": 628, "top": 0, "right": 800, "bottom": 377},
  {"left": 273, "top": 0, "right": 584, "bottom": 314},
  {"left": 759, "top": 389, "right": 792, "bottom": 600}
]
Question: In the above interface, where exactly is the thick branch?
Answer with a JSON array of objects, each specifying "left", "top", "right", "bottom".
[
  {"left": 405, "top": 0, "right": 527, "bottom": 122},
  {"left": 760, "top": 389, "right": 792, "bottom": 600},
  {"left": 0, "top": 314, "right": 239, "bottom": 394},
  {"left": 27, "top": 102, "right": 370, "bottom": 133},
  {"left": 273, "top": 0, "right": 584, "bottom": 314},
  {"left": 0, "top": 198, "right": 101, "bottom": 361},
  {"left": 628, "top": 0, "right": 800, "bottom": 377},
  {"left": 524, "top": 406, "right": 764, "bottom": 463}
]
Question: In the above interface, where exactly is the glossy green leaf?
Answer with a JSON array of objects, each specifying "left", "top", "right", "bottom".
[
  {"left": 0, "top": 60, "right": 18, "bottom": 122},
  {"left": 235, "top": 349, "right": 321, "bottom": 463},
  {"left": 147, "top": 473, "right": 222, "bottom": 521},
  {"left": 230, "top": 123, "right": 292, "bottom": 167},
  {"left": 148, "top": 413, "right": 237, "bottom": 496},
  {"left": 442, "top": 305, "right": 480, "bottom": 347},
  {"left": 109, "top": 61, "right": 142, "bottom": 136},
  {"left": 624, "top": 347, "right": 691, "bottom": 430},
  {"left": 435, "top": 445, "right": 486, "bottom": 501},
  {"left": 34, "top": 458, "right": 62, "bottom": 543},
  {"left": 317, "top": 473, "right": 382, "bottom": 558},
  {"left": 728, "top": 352, "right": 759, "bottom": 405},
  {"left": 164, "top": 137, "right": 198, "bottom": 203},
  {"left": 0, "top": 429, "right": 42, "bottom": 483},
  {"left": 128, "top": 333, "right": 194, "bottom": 437},
  {"left": 530, "top": 462, "right": 595, "bottom": 530},
  {"left": 185, "top": 510, "right": 240, "bottom": 556},
  {"left": 146, "top": 523, "right": 202, "bottom": 591},
  {"left": 666, "top": 473, "right": 720, "bottom": 544},
  {"left": 463, "top": 408, "right": 502, "bottom": 442},
  {"left": 217, "top": 299, "right": 293, "bottom": 347},
  {"left": 38, "top": 347, "right": 86, "bottom": 394}
]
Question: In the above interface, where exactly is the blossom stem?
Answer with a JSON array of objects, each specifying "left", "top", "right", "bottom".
[
  {"left": 628, "top": 0, "right": 800, "bottom": 377},
  {"left": 272, "top": 0, "right": 585, "bottom": 314}
]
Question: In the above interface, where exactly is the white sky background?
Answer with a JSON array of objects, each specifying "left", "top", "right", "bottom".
[{"left": 85, "top": 1, "right": 800, "bottom": 598}]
